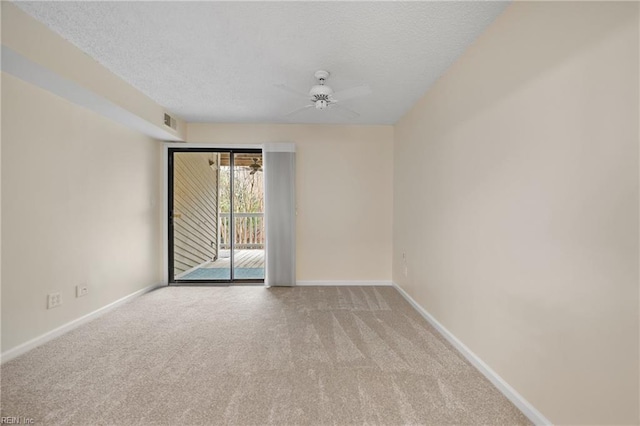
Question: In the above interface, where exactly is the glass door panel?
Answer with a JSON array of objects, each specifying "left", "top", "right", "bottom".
[
  {"left": 232, "top": 153, "right": 265, "bottom": 281},
  {"left": 171, "top": 151, "right": 229, "bottom": 281}
]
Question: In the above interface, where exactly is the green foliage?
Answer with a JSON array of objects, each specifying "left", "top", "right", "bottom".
[{"left": 219, "top": 166, "right": 264, "bottom": 213}]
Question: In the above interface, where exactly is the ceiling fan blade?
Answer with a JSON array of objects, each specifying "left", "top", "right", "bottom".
[
  {"left": 284, "top": 104, "right": 314, "bottom": 117},
  {"left": 329, "top": 103, "right": 360, "bottom": 119},
  {"left": 275, "top": 83, "right": 311, "bottom": 99},
  {"left": 331, "top": 85, "right": 372, "bottom": 102}
]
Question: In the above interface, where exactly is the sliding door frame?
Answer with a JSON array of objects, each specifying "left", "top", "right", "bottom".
[{"left": 167, "top": 147, "right": 264, "bottom": 285}]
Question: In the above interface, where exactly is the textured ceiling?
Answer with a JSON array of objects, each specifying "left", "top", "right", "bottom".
[{"left": 15, "top": 1, "right": 508, "bottom": 125}]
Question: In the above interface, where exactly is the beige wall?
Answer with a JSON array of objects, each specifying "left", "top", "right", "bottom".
[
  {"left": 1, "top": 73, "right": 163, "bottom": 352},
  {"left": 188, "top": 124, "right": 394, "bottom": 282},
  {"left": 393, "top": 2, "right": 639, "bottom": 424}
]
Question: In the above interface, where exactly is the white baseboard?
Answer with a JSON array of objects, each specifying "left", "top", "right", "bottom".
[
  {"left": 1, "top": 283, "right": 164, "bottom": 364},
  {"left": 296, "top": 280, "right": 392, "bottom": 286},
  {"left": 391, "top": 282, "right": 552, "bottom": 426}
]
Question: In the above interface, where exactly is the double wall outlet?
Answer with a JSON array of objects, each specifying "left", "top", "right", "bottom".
[
  {"left": 47, "top": 293, "right": 62, "bottom": 309},
  {"left": 76, "top": 285, "right": 89, "bottom": 298}
]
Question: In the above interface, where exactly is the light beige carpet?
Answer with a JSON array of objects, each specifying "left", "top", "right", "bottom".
[{"left": 1, "top": 286, "right": 530, "bottom": 425}]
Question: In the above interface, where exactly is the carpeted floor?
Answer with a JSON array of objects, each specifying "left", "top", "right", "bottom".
[{"left": 1, "top": 286, "right": 530, "bottom": 425}]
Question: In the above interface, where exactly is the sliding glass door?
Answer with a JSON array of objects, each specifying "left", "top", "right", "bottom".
[{"left": 168, "top": 148, "right": 264, "bottom": 284}]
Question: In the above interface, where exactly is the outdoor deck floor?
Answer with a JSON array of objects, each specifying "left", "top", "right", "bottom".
[
  {"left": 178, "top": 249, "right": 264, "bottom": 280},
  {"left": 202, "top": 249, "right": 264, "bottom": 269}
]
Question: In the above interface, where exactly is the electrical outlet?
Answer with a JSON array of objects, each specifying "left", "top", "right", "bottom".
[
  {"left": 76, "top": 285, "right": 88, "bottom": 298},
  {"left": 47, "top": 293, "right": 62, "bottom": 309},
  {"left": 402, "top": 252, "right": 408, "bottom": 277}
]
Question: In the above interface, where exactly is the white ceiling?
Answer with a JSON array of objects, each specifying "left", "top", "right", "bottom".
[{"left": 15, "top": 1, "right": 508, "bottom": 125}]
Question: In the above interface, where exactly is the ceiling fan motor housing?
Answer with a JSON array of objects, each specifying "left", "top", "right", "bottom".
[{"left": 309, "top": 84, "right": 333, "bottom": 97}]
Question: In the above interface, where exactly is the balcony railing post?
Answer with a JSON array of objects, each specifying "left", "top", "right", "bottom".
[{"left": 218, "top": 212, "right": 264, "bottom": 250}]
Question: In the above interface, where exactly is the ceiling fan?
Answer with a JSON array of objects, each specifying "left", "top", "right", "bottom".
[
  {"left": 276, "top": 70, "right": 372, "bottom": 119},
  {"left": 249, "top": 158, "right": 262, "bottom": 175}
]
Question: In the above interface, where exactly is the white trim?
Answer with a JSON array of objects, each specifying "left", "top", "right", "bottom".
[
  {"left": 264, "top": 142, "right": 296, "bottom": 152},
  {"left": 162, "top": 146, "right": 169, "bottom": 284},
  {"left": 296, "top": 280, "right": 393, "bottom": 286},
  {"left": 163, "top": 143, "right": 263, "bottom": 149},
  {"left": 391, "top": 282, "right": 552, "bottom": 426},
  {"left": 1, "top": 283, "right": 163, "bottom": 364},
  {"left": 1, "top": 46, "right": 182, "bottom": 142}
]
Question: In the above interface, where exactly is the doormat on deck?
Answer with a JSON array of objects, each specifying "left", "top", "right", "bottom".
[{"left": 181, "top": 267, "right": 264, "bottom": 280}]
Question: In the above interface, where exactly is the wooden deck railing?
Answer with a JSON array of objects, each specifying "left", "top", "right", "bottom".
[{"left": 219, "top": 212, "right": 265, "bottom": 249}]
